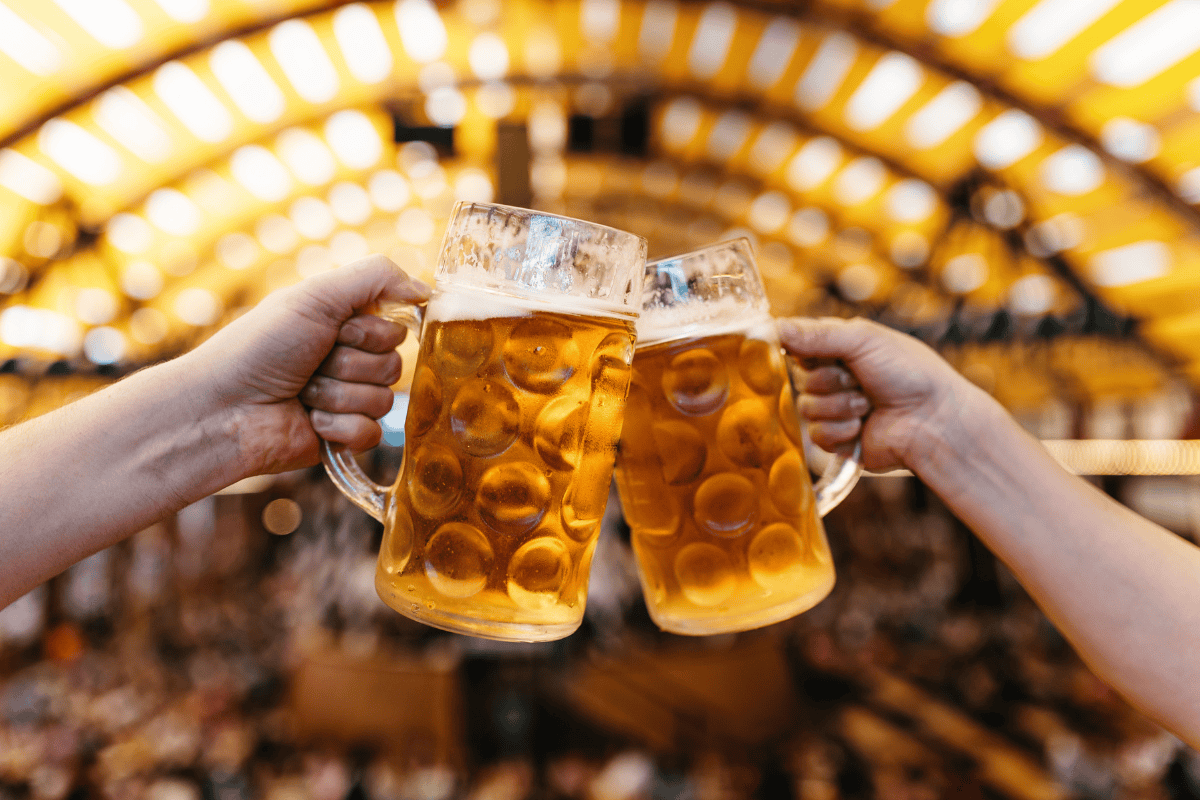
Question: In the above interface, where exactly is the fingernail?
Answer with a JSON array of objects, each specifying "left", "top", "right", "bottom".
[
  {"left": 311, "top": 409, "right": 333, "bottom": 427},
  {"left": 851, "top": 395, "right": 870, "bottom": 413},
  {"left": 409, "top": 277, "right": 432, "bottom": 294},
  {"left": 343, "top": 325, "right": 365, "bottom": 347}
]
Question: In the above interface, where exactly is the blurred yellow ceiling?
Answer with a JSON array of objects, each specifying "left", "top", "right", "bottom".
[{"left": 2, "top": 0, "right": 1200, "bottom": 425}]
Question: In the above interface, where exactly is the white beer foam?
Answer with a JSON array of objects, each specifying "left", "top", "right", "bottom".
[
  {"left": 427, "top": 283, "right": 635, "bottom": 323},
  {"left": 636, "top": 300, "right": 777, "bottom": 347}
]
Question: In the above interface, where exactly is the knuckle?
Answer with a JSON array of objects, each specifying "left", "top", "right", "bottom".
[{"left": 300, "top": 379, "right": 325, "bottom": 405}]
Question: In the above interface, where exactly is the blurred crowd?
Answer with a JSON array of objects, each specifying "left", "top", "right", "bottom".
[{"left": 1, "top": 448, "right": 1198, "bottom": 800}]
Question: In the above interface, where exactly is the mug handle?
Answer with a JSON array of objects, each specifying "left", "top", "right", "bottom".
[
  {"left": 784, "top": 353, "right": 864, "bottom": 517},
  {"left": 320, "top": 300, "right": 426, "bottom": 522}
]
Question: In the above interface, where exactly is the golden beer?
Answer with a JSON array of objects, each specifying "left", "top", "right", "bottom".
[
  {"left": 614, "top": 318, "right": 835, "bottom": 635},
  {"left": 377, "top": 288, "right": 635, "bottom": 640}
]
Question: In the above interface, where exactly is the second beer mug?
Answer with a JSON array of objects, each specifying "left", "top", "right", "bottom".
[
  {"left": 324, "top": 202, "right": 647, "bottom": 642},
  {"left": 613, "top": 239, "right": 862, "bottom": 636}
]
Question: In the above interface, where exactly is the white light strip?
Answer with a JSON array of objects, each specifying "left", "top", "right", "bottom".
[
  {"left": 706, "top": 111, "right": 751, "bottom": 160},
  {"left": 1044, "top": 440, "right": 1200, "bottom": 476},
  {"left": 834, "top": 156, "right": 886, "bottom": 205},
  {"left": 786, "top": 136, "right": 842, "bottom": 190},
  {"left": 277, "top": 128, "right": 336, "bottom": 185},
  {"left": 230, "top": 145, "right": 293, "bottom": 202},
  {"left": 845, "top": 51, "right": 923, "bottom": 131},
  {"left": 1088, "top": 240, "right": 1171, "bottom": 286},
  {"left": 148, "top": 0, "right": 209, "bottom": 23},
  {"left": 38, "top": 119, "right": 122, "bottom": 186},
  {"left": 144, "top": 187, "right": 201, "bottom": 236},
  {"left": 210, "top": 40, "right": 286, "bottom": 124},
  {"left": 638, "top": 0, "right": 677, "bottom": 62},
  {"left": 687, "top": 2, "right": 738, "bottom": 79},
  {"left": 334, "top": 4, "right": 393, "bottom": 84},
  {"left": 747, "top": 18, "right": 800, "bottom": 89},
  {"left": 153, "top": 61, "right": 234, "bottom": 143},
  {"left": 905, "top": 81, "right": 981, "bottom": 148},
  {"left": 659, "top": 97, "right": 702, "bottom": 149},
  {"left": 0, "top": 149, "right": 63, "bottom": 205},
  {"left": 795, "top": 32, "right": 857, "bottom": 112},
  {"left": 974, "top": 109, "right": 1042, "bottom": 169},
  {"left": 0, "top": 3, "right": 62, "bottom": 75},
  {"left": 1090, "top": 0, "right": 1200, "bottom": 88},
  {"left": 748, "top": 122, "right": 799, "bottom": 173},
  {"left": 926, "top": 0, "right": 1002, "bottom": 37},
  {"left": 52, "top": 0, "right": 144, "bottom": 49},
  {"left": 93, "top": 87, "right": 172, "bottom": 163},
  {"left": 580, "top": 0, "right": 620, "bottom": 44},
  {"left": 269, "top": 20, "right": 340, "bottom": 104},
  {"left": 1007, "top": 0, "right": 1123, "bottom": 60},
  {"left": 395, "top": 0, "right": 447, "bottom": 64},
  {"left": 325, "top": 110, "right": 383, "bottom": 169},
  {"left": 869, "top": 440, "right": 1200, "bottom": 478}
]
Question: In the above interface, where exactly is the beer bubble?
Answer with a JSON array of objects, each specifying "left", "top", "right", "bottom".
[
  {"left": 716, "top": 398, "right": 778, "bottom": 469},
  {"left": 635, "top": 544, "right": 668, "bottom": 605},
  {"left": 477, "top": 462, "right": 551, "bottom": 534},
  {"left": 595, "top": 331, "right": 633, "bottom": 366},
  {"left": 650, "top": 421, "right": 707, "bottom": 485},
  {"left": 432, "top": 318, "right": 493, "bottom": 376},
  {"left": 424, "top": 522, "right": 493, "bottom": 598},
  {"left": 768, "top": 449, "right": 806, "bottom": 516},
  {"left": 779, "top": 384, "right": 804, "bottom": 446},
  {"left": 534, "top": 396, "right": 588, "bottom": 470},
  {"left": 662, "top": 348, "right": 729, "bottom": 416},
  {"left": 409, "top": 366, "right": 443, "bottom": 436},
  {"left": 559, "top": 343, "right": 633, "bottom": 541},
  {"left": 560, "top": 482, "right": 605, "bottom": 542},
  {"left": 643, "top": 556, "right": 672, "bottom": 606},
  {"left": 810, "top": 528, "right": 833, "bottom": 565},
  {"left": 406, "top": 443, "right": 464, "bottom": 518},
  {"left": 381, "top": 506, "right": 415, "bottom": 575},
  {"left": 748, "top": 523, "right": 808, "bottom": 591},
  {"left": 674, "top": 542, "right": 736, "bottom": 607},
  {"left": 507, "top": 537, "right": 571, "bottom": 611},
  {"left": 502, "top": 317, "right": 578, "bottom": 393},
  {"left": 693, "top": 473, "right": 757, "bottom": 537},
  {"left": 449, "top": 378, "right": 520, "bottom": 456},
  {"left": 738, "top": 337, "right": 785, "bottom": 395}
]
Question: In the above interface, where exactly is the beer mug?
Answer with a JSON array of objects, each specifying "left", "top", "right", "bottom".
[
  {"left": 323, "top": 202, "right": 647, "bottom": 641},
  {"left": 612, "top": 239, "right": 862, "bottom": 636}
]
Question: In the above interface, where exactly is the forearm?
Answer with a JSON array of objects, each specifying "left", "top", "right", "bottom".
[
  {"left": 0, "top": 353, "right": 246, "bottom": 607},
  {"left": 914, "top": 391, "right": 1200, "bottom": 745}
]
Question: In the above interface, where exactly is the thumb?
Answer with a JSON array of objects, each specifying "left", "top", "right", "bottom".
[
  {"left": 778, "top": 316, "right": 871, "bottom": 362},
  {"left": 293, "top": 254, "right": 432, "bottom": 322}
]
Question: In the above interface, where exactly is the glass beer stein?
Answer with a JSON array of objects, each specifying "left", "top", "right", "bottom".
[
  {"left": 612, "top": 239, "right": 862, "bottom": 636},
  {"left": 323, "top": 202, "right": 647, "bottom": 641}
]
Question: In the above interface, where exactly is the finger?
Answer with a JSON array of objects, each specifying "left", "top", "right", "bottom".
[
  {"left": 803, "top": 365, "right": 860, "bottom": 395},
  {"left": 799, "top": 391, "right": 870, "bottom": 421},
  {"left": 337, "top": 314, "right": 406, "bottom": 353},
  {"left": 779, "top": 317, "right": 874, "bottom": 361},
  {"left": 296, "top": 254, "right": 431, "bottom": 322},
  {"left": 301, "top": 376, "right": 396, "bottom": 419},
  {"left": 808, "top": 418, "right": 862, "bottom": 451},
  {"left": 318, "top": 347, "right": 403, "bottom": 385},
  {"left": 310, "top": 410, "right": 383, "bottom": 453}
]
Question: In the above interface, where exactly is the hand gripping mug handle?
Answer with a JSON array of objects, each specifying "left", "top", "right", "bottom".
[
  {"left": 320, "top": 300, "right": 425, "bottom": 522},
  {"left": 785, "top": 354, "right": 864, "bottom": 517}
]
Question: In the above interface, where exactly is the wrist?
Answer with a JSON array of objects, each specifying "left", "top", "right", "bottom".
[
  {"left": 151, "top": 352, "right": 254, "bottom": 493},
  {"left": 905, "top": 378, "right": 1007, "bottom": 480}
]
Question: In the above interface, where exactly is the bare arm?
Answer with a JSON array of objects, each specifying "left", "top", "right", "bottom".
[
  {"left": 781, "top": 316, "right": 1200, "bottom": 747},
  {"left": 0, "top": 255, "right": 429, "bottom": 609}
]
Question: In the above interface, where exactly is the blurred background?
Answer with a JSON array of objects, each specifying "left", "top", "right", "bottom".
[{"left": 4, "top": 0, "right": 1200, "bottom": 797}]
